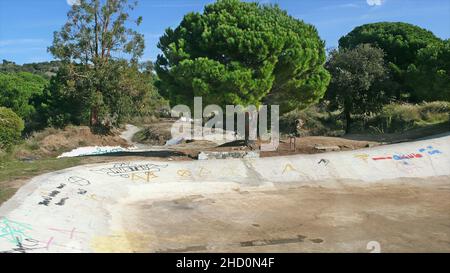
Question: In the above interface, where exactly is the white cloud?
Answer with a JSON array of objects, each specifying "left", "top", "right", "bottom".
[
  {"left": 67, "top": 0, "right": 81, "bottom": 6},
  {"left": 366, "top": 0, "right": 384, "bottom": 6}
]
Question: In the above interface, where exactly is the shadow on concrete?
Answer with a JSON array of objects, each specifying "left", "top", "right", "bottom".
[{"left": 83, "top": 150, "right": 190, "bottom": 158}]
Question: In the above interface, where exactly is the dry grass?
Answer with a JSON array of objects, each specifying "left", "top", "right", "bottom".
[{"left": 11, "top": 125, "right": 130, "bottom": 160}]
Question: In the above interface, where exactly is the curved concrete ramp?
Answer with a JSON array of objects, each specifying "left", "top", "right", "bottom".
[{"left": 0, "top": 134, "right": 449, "bottom": 253}]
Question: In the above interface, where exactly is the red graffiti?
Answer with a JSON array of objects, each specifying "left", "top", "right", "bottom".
[
  {"left": 372, "top": 156, "right": 392, "bottom": 161},
  {"left": 372, "top": 153, "right": 424, "bottom": 161}
]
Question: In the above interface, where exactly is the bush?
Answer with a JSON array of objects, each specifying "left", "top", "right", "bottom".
[
  {"left": 280, "top": 104, "right": 345, "bottom": 137},
  {"left": 132, "top": 125, "right": 172, "bottom": 145},
  {"left": 0, "top": 72, "right": 48, "bottom": 121},
  {"left": 367, "top": 101, "right": 450, "bottom": 133},
  {"left": 0, "top": 107, "right": 24, "bottom": 149}
]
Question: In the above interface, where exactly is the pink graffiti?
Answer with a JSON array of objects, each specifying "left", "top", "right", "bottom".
[{"left": 48, "top": 227, "right": 85, "bottom": 239}]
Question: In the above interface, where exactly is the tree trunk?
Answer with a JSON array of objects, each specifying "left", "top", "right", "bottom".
[
  {"left": 345, "top": 109, "right": 352, "bottom": 134},
  {"left": 90, "top": 107, "right": 99, "bottom": 127}
]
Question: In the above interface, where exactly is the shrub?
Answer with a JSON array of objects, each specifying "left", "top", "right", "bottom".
[
  {"left": 0, "top": 107, "right": 24, "bottom": 149},
  {"left": 0, "top": 72, "right": 48, "bottom": 120},
  {"left": 280, "top": 104, "right": 345, "bottom": 137},
  {"left": 368, "top": 101, "right": 450, "bottom": 133}
]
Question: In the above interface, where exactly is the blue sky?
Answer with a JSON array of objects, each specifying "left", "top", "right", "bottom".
[{"left": 0, "top": 0, "right": 449, "bottom": 64}]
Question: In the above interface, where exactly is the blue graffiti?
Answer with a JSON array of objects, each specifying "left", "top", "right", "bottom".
[
  {"left": 393, "top": 154, "right": 423, "bottom": 161},
  {"left": 419, "top": 146, "right": 442, "bottom": 156},
  {"left": 0, "top": 217, "right": 33, "bottom": 244}
]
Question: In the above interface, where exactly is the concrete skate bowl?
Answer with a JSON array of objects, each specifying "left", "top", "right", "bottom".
[{"left": 0, "top": 134, "right": 449, "bottom": 253}]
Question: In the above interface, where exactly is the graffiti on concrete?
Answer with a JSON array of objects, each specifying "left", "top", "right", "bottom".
[
  {"left": 318, "top": 159, "right": 330, "bottom": 166},
  {"left": 0, "top": 219, "right": 86, "bottom": 253},
  {"left": 393, "top": 154, "right": 423, "bottom": 160},
  {"left": 93, "top": 163, "right": 168, "bottom": 178},
  {"left": 281, "top": 163, "right": 308, "bottom": 178},
  {"left": 177, "top": 169, "right": 193, "bottom": 178},
  {"left": 131, "top": 171, "right": 159, "bottom": 183},
  {"left": 38, "top": 197, "right": 52, "bottom": 206},
  {"left": 372, "top": 156, "right": 393, "bottom": 161},
  {"left": 58, "top": 146, "right": 130, "bottom": 158},
  {"left": 0, "top": 238, "right": 46, "bottom": 253},
  {"left": 175, "top": 167, "right": 214, "bottom": 179},
  {"left": 395, "top": 160, "right": 422, "bottom": 174},
  {"left": 371, "top": 145, "right": 442, "bottom": 162},
  {"left": 198, "top": 167, "right": 211, "bottom": 177},
  {"left": 55, "top": 197, "right": 69, "bottom": 206},
  {"left": 0, "top": 217, "right": 33, "bottom": 245},
  {"left": 68, "top": 176, "right": 91, "bottom": 186},
  {"left": 38, "top": 189, "right": 63, "bottom": 206},
  {"left": 354, "top": 154, "right": 369, "bottom": 162},
  {"left": 282, "top": 164, "right": 297, "bottom": 174},
  {"left": 48, "top": 227, "right": 85, "bottom": 240},
  {"left": 419, "top": 146, "right": 442, "bottom": 155},
  {"left": 39, "top": 177, "right": 90, "bottom": 206}
]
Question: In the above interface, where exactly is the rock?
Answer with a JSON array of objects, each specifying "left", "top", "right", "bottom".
[
  {"left": 198, "top": 151, "right": 260, "bottom": 160},
  {"left": 314, "top": 145, "right": 341, "bottom": 152},
  {"left": 165, "top": 137, "right": 185, "bottom": 146}
]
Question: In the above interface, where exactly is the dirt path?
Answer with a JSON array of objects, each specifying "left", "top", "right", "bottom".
[{"left": 120, "top": 124, "right": 141, "bottom": 144}]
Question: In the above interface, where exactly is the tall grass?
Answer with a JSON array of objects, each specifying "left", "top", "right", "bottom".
[
  {"left": 369, "top": 101, "right": 450, "bottom": 133},
  {"left": 280, "top": 101, "right": 450, "bottom": 136}
]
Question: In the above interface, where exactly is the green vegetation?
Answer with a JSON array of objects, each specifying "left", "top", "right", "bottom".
[
  {"left": 280, "top": 104, "right": 344, "bottom": 137},
  {"left": 46, "top": 0, "right": 159, "bottom": 129},
  {"left": 132, "top": 128, "right": 169, "bottom": 146},
  {"left": 325, "top": 44, "right": 390, "bottom": 133},
  {"left": 0, "top": 157, "right": 82, "bottom": 183},
  {"left": 280, "top": 101, "right": 450, "bottom": 137},
  {"left": 339, "top": 22, "right": 445, "bottom": 101},
  {"left": 368, "top": 101, "right": 450, "bottom": 133},
  {"left": 0, "top": 59, "right": 61, "bottom": 79},
  {"left": 407, "top": 40, "right": 450, "bottom": 102},
  {"left": 339, "top": 22, "right": 441, "bottom": 70},
  {"left": 39, "top": 61, "right": 165, "bottom": 128},
  {"left": 0, "top": 157, "right": 82, "bottom": 205},
  {"left": 0, "top": 72, "right": 48, "bottom": 121},
  {"left": 156, "top": 0, "right": 330, "bottom": 114},
  {"left": 0, "top": 107, "right": 24, "bottom": 149}
]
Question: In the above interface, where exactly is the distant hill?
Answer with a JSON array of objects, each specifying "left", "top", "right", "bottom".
[{"left": 0, "top": 59, "right": 62, "bottom": 79}]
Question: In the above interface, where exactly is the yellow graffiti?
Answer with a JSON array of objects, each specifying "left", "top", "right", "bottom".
[
  {"left": 131, "top": 171, "right": 158, "bottom": 182},
  {"left": 177, "top": 169, "right": 192, "bottom": 178},
  {"left": 282, "top": 163, "right": 298, "bottom": 174},
  {"left": 197, "top": 167, "right": 211, "bottom": 177},
  {"left": 89, "top": 194, "right": 102, "bottom": 201},
  {"left": 354, "top": 154, "right": 369, "bottom": 162}
]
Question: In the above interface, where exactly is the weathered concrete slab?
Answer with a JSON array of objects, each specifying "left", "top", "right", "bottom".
[{"left": 0, "top": 134, "right": 449, "bottom": 253}]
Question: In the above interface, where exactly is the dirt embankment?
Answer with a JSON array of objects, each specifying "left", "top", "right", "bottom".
[
  {"left": 16, "top": 126, "right": 130, "bottom": 160},
  {"left": 129, "top": 119, "right": 379, "bottom": 158},
  {"left": 131, "top": 119, "right": 175, "bottom": 146},
  {"left": 261, "top": 136, "right": 379, "bottom": 157}
]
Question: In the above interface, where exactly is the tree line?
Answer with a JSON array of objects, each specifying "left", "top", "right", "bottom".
[{"left": 1, "top": 0, "right": 449, "bottom": 149}]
